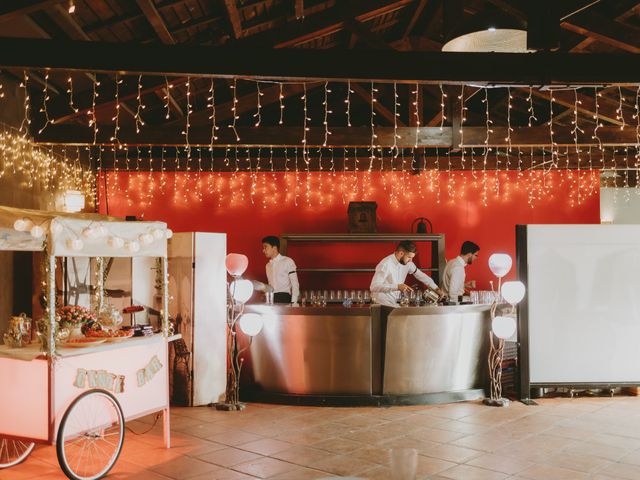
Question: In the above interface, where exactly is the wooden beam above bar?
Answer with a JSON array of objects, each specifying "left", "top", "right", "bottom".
[
  {"left": 33, "top": 125, "right": 640, "bottom": 147},
  {"left": 2, "top": 38, "right": 640, "bottom": 85}
]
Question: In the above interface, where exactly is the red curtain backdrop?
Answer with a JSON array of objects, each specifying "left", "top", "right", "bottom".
[{"left": 98, "top": 170, "right": 600, "bottom": 290}]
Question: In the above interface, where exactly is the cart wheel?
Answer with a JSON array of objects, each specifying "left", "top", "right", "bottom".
[
  {"left": 56, "top": 389, "right": 124, "bottom": 480},
  {"left": 0, "top": 437, "right": 35, "bottom": 468}
]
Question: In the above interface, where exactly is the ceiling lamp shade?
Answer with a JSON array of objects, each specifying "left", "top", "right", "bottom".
[{"left": 442, "top": 10, "right": 530, "bottom": 53}]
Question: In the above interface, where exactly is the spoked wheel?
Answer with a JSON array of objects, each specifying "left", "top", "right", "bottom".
[
  {"left": 56, "top": 389, "right": 124, "bottom": 480},
  {"left": 0, "top": 437, "right": 35, "bottom": 468}
]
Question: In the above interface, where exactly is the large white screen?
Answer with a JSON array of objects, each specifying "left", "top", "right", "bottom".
[{"left": 527, "top": 225, "right": 640, "bottom": 383}]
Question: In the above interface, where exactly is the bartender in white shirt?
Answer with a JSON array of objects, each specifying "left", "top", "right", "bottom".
[
  {"left": 262, "top": 236, "right": 300, "bottom": 304},
  {"left": 442, "top": 241, "right": 480, "bottom": 302},
  {"left": 370, "top": 240, "right": 443, "bottom": 307}
]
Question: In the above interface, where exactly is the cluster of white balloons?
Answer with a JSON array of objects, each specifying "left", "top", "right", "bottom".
[
  {"left": 13, "top": 217, "right": 173, "bottom": 253},
  {"left": 487, "top": 253, "right": 526, "bottom": 340},
  {"left": 226, "top": 253, "right": 264, "bottom": 337}
]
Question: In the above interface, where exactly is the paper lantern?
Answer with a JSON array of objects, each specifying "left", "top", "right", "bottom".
[
  {"left": 488, "top": 253, "right": 512, "bottom": 278},
  {"left": 82, "top": 227, "right": 96, "bottom": 238},
  {"left": 226, "top": 253, "right": 249, "bottom": 276},
  {"left": 230, "top": 279, "right": 253, "bottom": 303},
  {"left": 13, "top": 218, "right": 33, "bottom": 232},
  {"left": 492, "top": 316, "right": 517, "bottom": 339},
  {"left": 50, "top": 222, "right": 63, "bottom": 235},
  {"left": 152, "top": 228, "right": 164, "bottom": 239},
  {"left": 165, "top": 229, "right": 173, "bottom": 239},
  {"left": 30, "top": 225, "right": 44, "bottom": 238},
  {"left": 108, "top": 236, "right": 124, "bottom": 248},
  {"left": 139, "top": 233, "right": 154, "bottom": 245},
  {"left": 96, "top": 225, "right": 108, "bottom": 237},
  {"left": 501, "top": 281, "right": 525, "bottom": 304},
  {"left": 239, "top": 313, "right": 264, "bottom": 337}
]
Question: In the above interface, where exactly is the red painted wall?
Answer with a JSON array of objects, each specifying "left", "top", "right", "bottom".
[{"left": 98, "top": 170, "right": 600, "bottom": 291}]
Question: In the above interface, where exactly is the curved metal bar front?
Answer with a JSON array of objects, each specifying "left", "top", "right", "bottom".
[{"left": 240, "top": 304, "right": 491, "bottom": 405}]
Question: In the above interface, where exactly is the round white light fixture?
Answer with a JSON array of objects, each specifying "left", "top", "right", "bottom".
[
  {"left": 108, "top": 236, "right": 124, "bottom": 248},
  {"left": 492, "top": 315, "right": 517, "bottom": 339},
  {"left": 13, "top": 218, "right": 33, "bottom": 232},
  {"left": 230, "top": 279, "right": 254, "bottom": 303},
  {"left": 139, "top": 233, "right": 154, "bottom": 245},
  {"left": 96, "top": 225, "right": 108, "bottom": 237},
  {"left": 152, "top": 228, "right": 164, "bottom": 239},
  {"left": 165, "top": 229, "right": 173, "bottom": 239},
  {"left": 82, "top": 227, "right": 96, "bottom": 238},
  {"left": 442, "top": 29, "right": 529, "bottom": 53},
  {"left": 501, "top": 281, "right": 526, "bottom": 304},
  {"left": 488, "top": 253, "right": 512, "bottom": 278},
  {"left": 30, "top": 225, "right": 44, "bottom": 238},
  {"left": 50, "top": 222, "right": 63, "bottom": 235},
  {"left": 125, "top": 240, "right": 140, "bottom": 253},
  {"left": 67, "top": 238, "right": 84, "bottom": 251},
  {"left": 239, "top": 313, "right": 264, "bottom": 336}
]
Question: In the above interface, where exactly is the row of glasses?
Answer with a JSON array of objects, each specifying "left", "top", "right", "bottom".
[
  {"left": 300, "top": 290, "right": 371, "bottom": 306},
  {"left": 470, "top": 290, "right": 501, "bottom": 304}
]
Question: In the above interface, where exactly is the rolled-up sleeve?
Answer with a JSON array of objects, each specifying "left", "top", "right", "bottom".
[{"left": 287, "top": 258, "right": 300, "bottom": 303}]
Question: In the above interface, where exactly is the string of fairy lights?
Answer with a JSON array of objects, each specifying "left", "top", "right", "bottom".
[{"left": 2, "top": 70, "right": 640, "bottom": 209}]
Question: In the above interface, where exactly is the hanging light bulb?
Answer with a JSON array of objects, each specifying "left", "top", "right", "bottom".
[
  {"left": 13, "top": 218, "right": 33, "bottom": 232},
  {"left": 108, "top": 236, "right": 124, "bottom": 248},
  {"left": 125, "top": 240, "right": 140, "bottom": 253},
  {"left": 30, "top": 225, "right": 44, "bottom": 238},
  {"left": 68, "top": 0, "right": 76, "bottom": 14}
]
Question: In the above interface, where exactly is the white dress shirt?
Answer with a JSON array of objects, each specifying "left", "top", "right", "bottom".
[
  {"left": 370, "top": 253, "right": 438, "bottom": 307},
  {"left": 442, "top": 256, "right": 466, "bottom": 299},
  {"left": 266, "top": 254, "right": 300, "bottom": 303}
]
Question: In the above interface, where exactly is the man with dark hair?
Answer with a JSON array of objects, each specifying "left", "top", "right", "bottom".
[
  {"left": 370, "top": 240, "right": 443, "bottom": 307},
  {"left": 262, "top": 236, "right": 300, "bottom": 304},
  {"left": 442, "top": 240, "right": 480, "bottom": 302}
]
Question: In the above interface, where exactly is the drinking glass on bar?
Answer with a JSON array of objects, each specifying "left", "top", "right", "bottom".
[
  {"left": 356, "top": 290, "right": 364, "bottom": 305},
  {"left": 364, "top": 290, "right": 370, "bottom": 304}
]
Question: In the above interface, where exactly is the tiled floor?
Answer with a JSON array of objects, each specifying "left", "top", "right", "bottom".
[{"left": 3, "top": 397, "right": 640, "bottom": 479}]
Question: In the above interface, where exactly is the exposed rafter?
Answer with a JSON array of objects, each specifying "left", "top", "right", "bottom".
[{"left": 136, "top": 0, "right": 175, "bottom": 44}]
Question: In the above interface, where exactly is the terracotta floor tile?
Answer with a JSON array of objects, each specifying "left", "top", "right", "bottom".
[
  {"left": 544, "top": 452, "right": 612, "bottom": 473},
  {"left": 413, "top": 455, "right": 458, "bottom": 477},
  {"left": 597, "top": 461, "right": 640, "bottom": 480},
  {"left": 421, "top": 443, "right": 483, "bottom": 463},
  {"left": 189, "top": 469, "right": 259, "bottom": 479},
  {"left": 309, "top": 454, "right": 378, "bottom": 476},
  {"left": 271, "top": 445, "right": 334, "bottom": 467},
  {"left": 197, "top": 446, "right": 263, "bottom": 468},
  {"left": 236, "top": 438, "right": 294, "bottom": 456},
  {"left": 619, "top": 449, "right": 640, "bottom": 466},
  {"left": 311, "top": 437, "right": 364, "bottom": 454},
  {"left": 466, "top": 453, "right": 533, "bottom": 475},
  {"left": 408, "top": 427, "right": 467, "bottom": 444},
  {"left": 439, "top": 464, "right": 509, "bottom": 480},
  {"left": 149, "top": 455, "right": 222, "bottom": 479},
  {"left": 207, "top": 430, "right": 264, "bottom": 446},
  {"left": 517, "top": 463, "right": 591, "bottom": 480},
  {"left": 265, "top": 466, "right": 339, "bottom": 479},
  {"left": 231, "top": 456, "right": 299, "bottom": 478}
]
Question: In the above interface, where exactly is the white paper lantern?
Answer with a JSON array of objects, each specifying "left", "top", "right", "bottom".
[
  {"left": 125, "top": 240, "right": 140, "bottom": 253},
  {"left": 492, "top": 315, "right": 517, "bottom": 339},
  {"left": 230, "top": 279, "right": 254, "bottom": 303},
  {"left": 108, "top": 236, "right": 124, "bottom": 248},
  {"left": 165, "top": 228, "right": 173, "bottom": 239},
  {"left": 96, "top": 225, "right": 108, "bottom": 237},
  {"left": 30, "top": 225, "right": 44, "bottom": 238},
  {"left": 239, "top": 313, "right": 264, "bottom": 337},
  {"left": 488, "top": 253, "right": 512, "bottom": 278},
  {"left": 501, "top": 281, "right": 525, "bottom": 304},
  {"left": 139, "top": 233, "right": 154, "bottom": 245},
  {"left": 151, "top": 228, "right": 164, "bottom": 239},
  {"left": 13, "top": 218, "right": 33, "bottom": 232},
  {"left": 66, "top": 238, "right": 84, "bottom": 251}
]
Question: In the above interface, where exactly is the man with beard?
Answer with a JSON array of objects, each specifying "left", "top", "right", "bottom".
[
  {"left": 370, "top": 240, "right": 443, "bottom": 307},
  {"left": 442, "top": 241, "right": 480, "bottom": 302}
]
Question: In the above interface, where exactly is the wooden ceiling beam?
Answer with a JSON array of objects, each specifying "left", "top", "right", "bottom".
[
  {"left": 136, "top": 0, "right": 175, "bottom": 44},
  {"left": 0, "top": 0, "right": 65, "bottom": 23},
  {"left": 402, "top": 0, "right": 428, "bottom": 40},
  {"left": 33, "top": 125, "right": 640, "bottom": 148},
  {"left": 351, "top": 83, "right": 406, "bottom": 127},
  {"left": 561, "top": 12, "right": 640, "bottom": 53},
  {"left": 224, "top": 0, "right": 244, "bottom": 40},
  {"left": 3, "top": 38, "right": 640, "bottom": 85}
]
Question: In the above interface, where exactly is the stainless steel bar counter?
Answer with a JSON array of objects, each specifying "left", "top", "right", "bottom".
[{"left": 240, "top": 304, "right": 491, "bottom": 406}]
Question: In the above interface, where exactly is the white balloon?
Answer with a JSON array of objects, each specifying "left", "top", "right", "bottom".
[
  {"left": 501, "top": 281, "right": 525, "bottom": 304},
  {"left": 488, "top": 253, "right": 512, "bottom": 278},
  {"left": 30, "top": 225, "right": 44, "bottom": 238},
  {"left": 492, "top": 315, "right": 517, "bottom": 339},
  {"left": 239, "top": 313, "right": 264, "bottom": 336},
  {"left": 230, "top": 279, "right": 254, "bottom": 303},
  {"left": 108, "top": 236, "right": 124, "bottom": 248}
]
